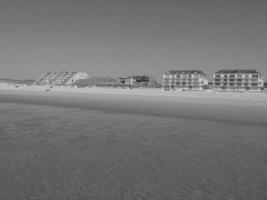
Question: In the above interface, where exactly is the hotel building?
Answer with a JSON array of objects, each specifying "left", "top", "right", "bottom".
[
  {"left": 34, "top": 71, "right": 89, "bottom": 86},
  {"left": 212, "top": 69, "right": 264, "bottom": 91},
  {"left": 162, "top": 70, "right": 208, "bottom": 91}
]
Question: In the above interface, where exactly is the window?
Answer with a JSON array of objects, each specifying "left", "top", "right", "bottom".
[
  {"left": 229, "top": 75, "right": 235, "bottom": 78},
  {"left": 252, "top": 74, "right": 258, "bottom": 78}
]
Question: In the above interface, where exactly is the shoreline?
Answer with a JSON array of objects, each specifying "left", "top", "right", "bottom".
[
  {"left": 1, "top": 85, "right": 267, "bottom": 127},
  {"left": 1, "top": 84, "right": 267, "bottom": 99}
]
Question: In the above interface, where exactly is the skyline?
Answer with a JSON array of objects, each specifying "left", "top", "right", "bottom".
[{"left": 1, "top": 0, "right": 267, "bottom": 80}]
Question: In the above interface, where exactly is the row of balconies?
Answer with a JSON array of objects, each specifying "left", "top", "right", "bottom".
[
  {"left": 213, "top": 74, "right": 259, "bottom": 78},
  {"left": 163, "top": 78, "right": 203, "bottom": 81},
  {"left": 34, "top": 72, "right": 87, "bottom": 85},
  {"left": 163, "top": 79, "right": 203, "bottom": 82},
  {"left": 164, "top": 83, "right": 203, "bottom": 86},
  {"left": 213, "top": 83, "right": 260, "bottom": 86},
  {"left": 213, "top": 78, "right": 260, "bottom": 82},
  {"left": 163, "top": 75, "right": 202, "bottom": 79},
  {"left": 213, "top": 81, "right": 260, "bottom": 84},
  {"left": 163, "top": 82, "right": 204, "bottom": 85},
  {"left": 163, "top": 78, "right": 203, "bottom": 82},
  {"left": 163, "top": 82, "right": 203, "bottom": 85},
  {"left": 40, "top": 75, "right": 74, "bottom": 80}
]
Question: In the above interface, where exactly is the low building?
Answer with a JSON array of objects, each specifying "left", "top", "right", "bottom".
[
  {"left": 117, "top": 75, "right": 157, "bottom": 87},
  {"left": 212, "top": 69, "right": 264, "bottom": 91},
  {"left": 162, "top": 70, "right": 208, "bottom": 91},
  {"left": 34, "top": 71, "right": 89, "bottom": 86}
]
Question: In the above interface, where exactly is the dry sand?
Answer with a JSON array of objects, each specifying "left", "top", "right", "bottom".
[
  {"left": 0, "top": 86, "right": 267, "bottom": 199},
  {"left": 1, "top": 85, "right": 267, "bottom": 126}
]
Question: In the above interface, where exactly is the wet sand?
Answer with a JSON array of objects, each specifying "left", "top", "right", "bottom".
[{"left": 0, "top": 88, "right": 267, "bottom": 199}]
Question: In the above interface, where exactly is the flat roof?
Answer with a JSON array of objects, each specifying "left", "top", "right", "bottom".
[
  {"left": 215, "top": 69, "right": 260, "bottom": 74},
  {"left": 167, "top": 70, "right": 205, "bottom": 74},
  {"left": 129, "top": 75, "right": 149, "bottom": 78}
]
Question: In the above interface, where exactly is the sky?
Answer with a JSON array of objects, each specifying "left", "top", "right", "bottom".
[{"left": 0, "top": 0, "right": 267, "bottom": 80}]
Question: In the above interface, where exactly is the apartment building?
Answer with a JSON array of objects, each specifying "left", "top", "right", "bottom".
[
  {"left": 162, "top": 70, "right": 208, "bottom": 91},
  {"left": 34, "top": 71, "right": 89, "bottom": 85},
  {"left": 212, "top": 69, "right": 264, "bottom": 91}
]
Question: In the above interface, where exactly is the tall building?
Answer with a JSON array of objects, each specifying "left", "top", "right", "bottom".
[
  {"left": 162, "top": 70, "right": 208, "bottom": 91},
  {"left": 212, "top": 69, "right": 264, "bottom": 91},
  {"left": 34, "top": 71, "right": 89, "bottom": 85}
]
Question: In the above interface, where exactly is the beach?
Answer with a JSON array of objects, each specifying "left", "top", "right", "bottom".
[
  {"left": 1, "top": 85, "right": 267, "bottom": 126},
  {"left": 0, "top": 86, "right": 267, "bottom": 199}
]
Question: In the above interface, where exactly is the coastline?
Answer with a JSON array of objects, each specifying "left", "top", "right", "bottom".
[
  {"left": 1, "top": 84, "right": 267, "bottom": 99},
  {"left": 1, "top": 85, "right": 267, "bottom": 126}
]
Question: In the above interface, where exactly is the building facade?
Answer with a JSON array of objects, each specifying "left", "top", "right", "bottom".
[
  {"left": 212, "top": 70, "right": 264, "bottom": 91},
  {"left": 34, "top": 71, "right": 89, "bottom": 85},
  {"left": 162, "top": 70, "right": 208, "bottom": 91},
  {"left": 117, "top": 75, "right": 157, "bottom": 87}
]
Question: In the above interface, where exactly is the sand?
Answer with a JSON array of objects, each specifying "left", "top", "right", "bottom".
[
  {"left": 0, "top": 86, "right": 267, "bottom": 199},
  {"left": 1, "top": 85, "right": 267, "bottom": 126}
]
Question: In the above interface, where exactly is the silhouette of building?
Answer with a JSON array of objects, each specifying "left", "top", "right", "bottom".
[
  {"left": 162, "top": 70, "right": 208, "bottom": 91},
  {"left": 212, "top": 69, "right": 264, "bottom": 91},
  {"left": 34, "top": 71, "right": 89, "bottom": 85}
]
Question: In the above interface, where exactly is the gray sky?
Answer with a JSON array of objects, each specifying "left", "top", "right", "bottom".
[{"left": 0, "top": 0, "right": 267, "bottom": 80}]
